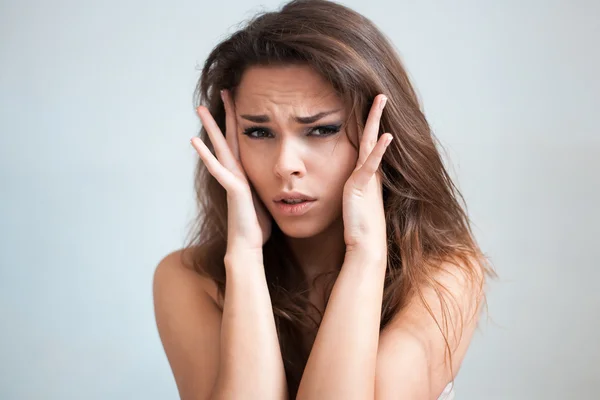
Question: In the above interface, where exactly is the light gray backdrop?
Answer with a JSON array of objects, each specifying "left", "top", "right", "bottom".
[{"left": 1, "top": 0, "right": 598, "bottom": 399}]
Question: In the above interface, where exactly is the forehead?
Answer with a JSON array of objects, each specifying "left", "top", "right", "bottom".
[{"left": 234, "top": 64, "right": 343, "bottom": 112}]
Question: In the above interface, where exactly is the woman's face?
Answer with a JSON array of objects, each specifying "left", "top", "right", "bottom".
[{"left": 233, "top": 64, "right": 358, "bottom": 238}]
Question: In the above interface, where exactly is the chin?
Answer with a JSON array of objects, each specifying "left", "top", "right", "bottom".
[{"left": 275, "top": 219, "right": 320, "bottom": 238}]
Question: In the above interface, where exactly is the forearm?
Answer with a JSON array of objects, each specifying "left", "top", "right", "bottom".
[
  {"left": 296, "top": 251, "right": 387, "bottom": 400},
  {"left": 211, "top": 252, "right": 288, "bottom": 400}
]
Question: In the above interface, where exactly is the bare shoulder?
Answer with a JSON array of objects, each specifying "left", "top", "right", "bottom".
[
  {"left": 152, "top": 248, "right": 222, "bottom": 400},
  {"left": 153, "top": 248, "right": 221, "bottom": 306}
]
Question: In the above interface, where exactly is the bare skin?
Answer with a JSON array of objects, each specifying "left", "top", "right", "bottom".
[
  {"left": 233, "top": 64, "right": 360, "bottom": 282},
  {"left": 156, "top": 62, "right": 479, "bottom": 400},
  {"left": 191, "top": 63, "right": 389, "bottom": 343}
]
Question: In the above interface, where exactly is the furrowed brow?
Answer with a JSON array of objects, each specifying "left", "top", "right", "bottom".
[{"left": 240, "top": 109, "right": 341, "bottom": 124}]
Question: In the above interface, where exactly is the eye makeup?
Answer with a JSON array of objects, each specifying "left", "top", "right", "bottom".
[{"left": 241, "top": 123, "right": 343, "bottom": 139}]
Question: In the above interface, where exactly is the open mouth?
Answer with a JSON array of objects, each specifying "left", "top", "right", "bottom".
[
  {"left": 274, "top": 199, "right": 316, "bottom": 215},
  {"left": 279, "top": 199, "right": 309, "bottom": 204}
]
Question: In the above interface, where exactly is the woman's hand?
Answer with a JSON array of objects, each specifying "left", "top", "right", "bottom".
[
  {"left": 191, "top": 89, "right": 272, "bottom": 256},
  {"left": 342, "top": 94, "right": 393, "bottom": 261}
]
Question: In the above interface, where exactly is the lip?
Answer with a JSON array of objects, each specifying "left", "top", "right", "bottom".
[
  {"left": 273, "top": 191, "right": 316, "bottom": 202},
  {"left": 273, "top": 199, "right": 316, "bottom": 216}
]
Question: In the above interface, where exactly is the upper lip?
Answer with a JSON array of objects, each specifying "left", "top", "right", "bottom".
[{"left": 274, "top": 191, "right": 316, "bottom": 202}]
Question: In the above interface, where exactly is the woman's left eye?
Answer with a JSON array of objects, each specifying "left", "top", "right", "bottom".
[{"left": 310, "top": 125, "right": 341, "bottom": 137}]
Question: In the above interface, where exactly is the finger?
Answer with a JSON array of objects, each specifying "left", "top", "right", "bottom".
[
  {"left": 190, "top": 137, "right": 238, "bottom": 190},
  {"left": 196, "top": 105, "right": 238, "bottom": 172},
  {"left": 352, "top": 133, "right": 392, "bottom": 189},
  {"left": 357, "top": 94, "right": 387, "bottom": 169},
  {"left": 221, "top": 89, "right": 241, "bottom": 162}
]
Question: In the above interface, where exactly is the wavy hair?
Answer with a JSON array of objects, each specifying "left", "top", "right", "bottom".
[{"left": 181, "top": 0, "right": 496, "bottom": 397}]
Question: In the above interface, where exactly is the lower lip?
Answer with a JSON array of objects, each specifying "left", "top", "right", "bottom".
[{"left": 274, "top": 200, "right": 316, "bottom": 216}]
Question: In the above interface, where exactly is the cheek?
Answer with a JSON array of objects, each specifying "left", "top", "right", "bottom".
[
  {"left": 317, "top": 143, "right": 358, "bottom": 193},
  {"left": 329, "top": 162, "right": 355, "bottom": 193},
  {"left": 239, "top": 148, "right": 267, "bottom": 189},
  {"left": 333, "top": 142, "right": 359, "bottom": 179}
]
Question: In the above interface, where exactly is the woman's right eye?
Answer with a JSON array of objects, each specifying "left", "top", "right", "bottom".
[{"left": 242, "top": 127, "right": 272, "bottom": 139}]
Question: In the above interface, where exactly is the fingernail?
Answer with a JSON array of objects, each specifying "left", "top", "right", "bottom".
[
  {"left": 380, "top": 96, "right": 388, "bottom": 110},
  {"left": 220, "top": 89, "right": 225, "bottom": 102},
  {"left": 385, "top": 136, "right": 393, "bottom": 147}
]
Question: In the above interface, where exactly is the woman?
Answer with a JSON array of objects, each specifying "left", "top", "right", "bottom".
[{"left": 153, "top": 0, "right": 495, "bottom": 399}]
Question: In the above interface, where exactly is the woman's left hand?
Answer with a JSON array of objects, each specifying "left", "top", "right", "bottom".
[{"left": 342, "top": 94, "right": 393, "bottom": 261}]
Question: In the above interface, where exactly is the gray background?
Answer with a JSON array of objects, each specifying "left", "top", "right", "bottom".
[{"left": 1, "top": 0, "right": 598, "bottom": 398}]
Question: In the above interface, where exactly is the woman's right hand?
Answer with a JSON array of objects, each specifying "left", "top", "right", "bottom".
[{"left": 190, "top": 89, "right": 272, "bottom": 256}]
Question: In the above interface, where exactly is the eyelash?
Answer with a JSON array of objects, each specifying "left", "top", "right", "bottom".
[{"left": 241, "top": 124, "right": 342, "bottom": 139}]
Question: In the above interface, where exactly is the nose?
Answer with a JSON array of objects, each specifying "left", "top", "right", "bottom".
[{"left": 273, "top": 137, "right": 306, "bottom": 179}]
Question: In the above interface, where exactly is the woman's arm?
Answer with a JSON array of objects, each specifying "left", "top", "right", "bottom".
[
  {"left": 295, "top": 94, "right": 391, "bottom": 399},
  {"left": 296, "top": 250, "right": 387, "bottom": 400},
  {"left": 211, "top": 250, "right": 288, "bottom": 400},
  {"left": 153, "top": 250, "right": 288, "bottom": 400},
  {"left": 295, "top": 252, "right": 484, "bottom": 400},
  {"left": 182, "top": 93, "right": 288, "bottom": 399}
]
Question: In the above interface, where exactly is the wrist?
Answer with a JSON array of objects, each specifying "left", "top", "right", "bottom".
[
  {"left": 344, "top": 243, "right": 387, "bottom": 266},
  {"left": 224, "top": 247, "right": 264, "bottom": 268}
]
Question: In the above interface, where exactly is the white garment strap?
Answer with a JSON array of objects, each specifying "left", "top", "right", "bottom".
[{"left": 437, "top": 382, "right": 455, "bottom": 400}]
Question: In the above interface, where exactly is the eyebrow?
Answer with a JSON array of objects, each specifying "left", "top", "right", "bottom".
[{"left": 240, "top": 109, "right": 342, "bottom": 124}]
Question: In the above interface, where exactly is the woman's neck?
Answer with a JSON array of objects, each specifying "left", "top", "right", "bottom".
[{"left": 283, "top": 216, "right": 346, "bottom": 282}]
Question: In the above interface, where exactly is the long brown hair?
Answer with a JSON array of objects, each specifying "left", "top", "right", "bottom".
[{"left": 181, "top": 0, "right": 496, "bottom": 397}]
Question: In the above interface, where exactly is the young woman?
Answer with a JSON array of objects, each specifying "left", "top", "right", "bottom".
[{"left": 153, "top": 0, "right": 495, "bottom": 399}]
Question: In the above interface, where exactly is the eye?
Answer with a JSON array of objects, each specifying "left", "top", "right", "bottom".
[
  {"left": 241, "top": 127, "right": 273, "bottom": 139},
  {"left": 310, "top": 124, "right": 342, "bottom": 137},
  {"left": 241, "top": 124, "right": 342, "bottom": 140}
]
